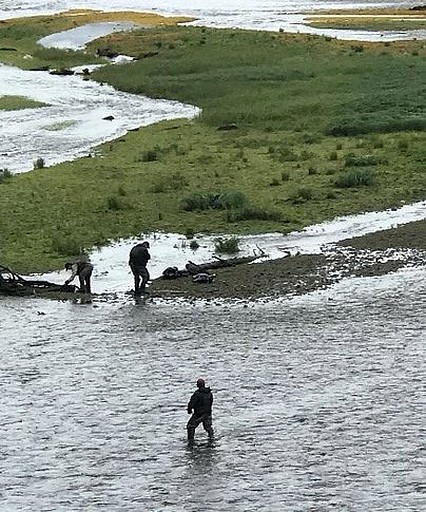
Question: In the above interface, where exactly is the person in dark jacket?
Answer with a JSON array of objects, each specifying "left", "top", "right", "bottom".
[
  {"left": 64, "top": 260, "right": 93, "bottom": 294},
  {"left": 187, "top": 378, "right": 214, "bottom": 443},
  {"left": 129, "top": 241, "right": 150, "bottom": 295}
]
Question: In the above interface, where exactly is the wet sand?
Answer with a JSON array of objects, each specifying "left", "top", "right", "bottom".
[{"left": 150, "top": 220, "right": 426, "bottom": 300}]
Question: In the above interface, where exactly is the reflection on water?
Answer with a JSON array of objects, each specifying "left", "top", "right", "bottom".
[{"left": 1, "top": 266, "right": 425, "bottom": 510}]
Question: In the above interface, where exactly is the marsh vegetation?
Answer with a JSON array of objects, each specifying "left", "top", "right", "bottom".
[{"left": 0, "top": 14, "right": 425, "bottom": 272}]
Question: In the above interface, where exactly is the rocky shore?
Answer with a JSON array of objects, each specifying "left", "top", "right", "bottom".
[{"left": 150, "top": 220, "right": 426, "bottom": 300}]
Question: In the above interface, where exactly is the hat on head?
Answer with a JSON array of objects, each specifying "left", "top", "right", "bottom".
[{"left": 142, "top": 241, "right": 150, "bottom": 248}]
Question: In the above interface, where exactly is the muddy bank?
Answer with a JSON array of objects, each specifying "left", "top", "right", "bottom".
[{"left": 150, "top": 220, "right": 426, "bottom": 300}]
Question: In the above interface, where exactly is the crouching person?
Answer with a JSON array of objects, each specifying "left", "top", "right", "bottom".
[
  {"left": 187, "top": 378, "right": 214, "bottom": 444},
  {"left": 64, "top": 260, "right": 93, "bottom": 294}
]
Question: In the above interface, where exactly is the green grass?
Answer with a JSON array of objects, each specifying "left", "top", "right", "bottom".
[
  {"left": 0, "top": 95, "right": 46, "bottom": 110},
  {"left": 90, "top": 27, "right": 426, "bottom": 135},
  {"left": 0, "top": 19, "right": 425, "bottom": 272}
]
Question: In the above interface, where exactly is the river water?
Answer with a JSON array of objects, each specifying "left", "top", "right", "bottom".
[
  {"left": 1, "top": 266, "right": 425, "bottom": 511},
  {"left": 1, "top": 1, "right": 426, "bottom": 510}
]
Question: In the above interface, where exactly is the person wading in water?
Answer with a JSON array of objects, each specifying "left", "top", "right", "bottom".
[
  {"left": 186, "top": 378, "right": 214, "bottom": 444},
  {"left": 128, "top": 241, "right": 151, "bottom": 296}
]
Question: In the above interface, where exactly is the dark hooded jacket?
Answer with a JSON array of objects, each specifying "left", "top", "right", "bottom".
[
  {"left": 129, "top": 244, "right": 150, "bottom": 268},
  {"left": 187, "top": 386, "right": 213, "bottom": 417}
]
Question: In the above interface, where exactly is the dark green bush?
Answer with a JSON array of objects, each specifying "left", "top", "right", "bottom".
[
  {"left": 335, "top": 168, "right": 375, "bottom": 188},
  {"left": 218, "top": 190, "right": 249, "bottom": 209},
  {"left": 281, "top": 171, "right": 290, "bottom": 182},
  {"left": 344, "top": 154, "right": 385, "bottom": 167},
  {"left": 182, "top": 190, "right": 249, "bottom": 211},
  {"left": 289, "top": 187, "right": 314, "bottom": 203},
  {"left": 141, "top": 149, "right": 159, "bottom": 162},
  {"left": 106, "top": 196, "right": 124, "bottom": 210},
  {"left": 0, "top": 168, "right": 12, "bottom": 183},
  {"left": 215, "top": 236, "right": 240, "bottom": 254},
  {"left": 185, "top": 227, "right": 195, "bottom": 239},
  {"left": 182, "top": 192, "right": 218, "bottom": 211},
  {"left": 33, "top": 157, "right": 45, "bottom": 169}
]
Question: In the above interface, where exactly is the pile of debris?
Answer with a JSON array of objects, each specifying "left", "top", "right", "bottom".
[{"left": 0, "top": 265, "right": 76, "bottom": 297}]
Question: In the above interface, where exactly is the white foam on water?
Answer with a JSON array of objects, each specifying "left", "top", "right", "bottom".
[{"left": 0, "top": 64, "right": 199, "bottom": 173}]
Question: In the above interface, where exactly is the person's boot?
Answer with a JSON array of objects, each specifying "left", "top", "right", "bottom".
[{"left": 187, "top": 428, "right": 195, "bottom": 444}]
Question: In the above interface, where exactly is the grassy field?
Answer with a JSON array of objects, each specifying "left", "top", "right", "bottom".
[
  {"left": 0, "top": 95, "right": 46, "bottom": 110},
  {"left": 0, "top": 13, "right": 425, "bottom": 273},
  {"left": 0, "top": 9, "right": 192, "bottom": 69}
]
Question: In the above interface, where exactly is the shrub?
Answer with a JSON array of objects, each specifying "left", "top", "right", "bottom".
[
  {"left": 182, "top": 192, "right": 218, "bottom": 211},
  {"left": 33, "top": 157, "right": 45, "bottom": 169},
  {"left": 189, "top": 240, "right": 200, "bottom": 250},
  {"left": 140, "top": 149, "right": 158, "bottom": 162},
  {"left": 277, "top": 147, "right": 298, "bottom": 162},
  {"left": 185, "top": 228, "right": 195, "bottom": 239},
  {"left": 151, "top": 182, "right": 167, "bottom": 193},
  {"left": 344, "top": 154, "right": 385, "bottom": 167},
  {"left": 289, "top": 187, "right": 313, "bottom": 203},
  {"left": 335, "top": 168, "right": 375, "bottom": 188},
  {"left": 106, "top": 196, "right": 125, "bottom": 210},
  {"left": 329, "top": 151, "right": 338, "bottom": 161},
  {"left": 217, "top": 190, "right": 249, "bottom": 210},
  {"left": 301, "top": 133, "right": 321, "bottom": 144},
  {"left": 270, "top": 178, "right": 280, "bottom": 186},
  {"left": 281, "top": 171, "right": 290, "bottom": 182},
  {"left": 215, "top": 236, "right": 240, "bottom": 254},
  {"left": 0, "top": 168, "right": 12, "bottom": 183}
]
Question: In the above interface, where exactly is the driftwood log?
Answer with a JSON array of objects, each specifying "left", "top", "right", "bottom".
[
  {"left": 186, "top": 254, "right": 263, "bottom": 274},
  {"left": 161, "top": 248, "right": 267, "bottom": 280},
  {"left": 0, "top": 265, "right": 76, "bottom": 297}
]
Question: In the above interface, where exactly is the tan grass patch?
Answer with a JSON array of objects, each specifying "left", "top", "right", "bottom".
[{"left": 54, "top": 9, "right": 194, "bottom": 26}]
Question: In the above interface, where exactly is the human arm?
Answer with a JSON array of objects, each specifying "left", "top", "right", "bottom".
[
  {"left": 64, "top": 263, "right": 78, "bottom": 285},
  {"left": 187, "top": 392, "right": 195, "bottom": 414}
]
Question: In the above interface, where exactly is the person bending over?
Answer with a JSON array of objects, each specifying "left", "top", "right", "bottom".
[{"left": 64, "top": 260, "right": 93, "bottom": 294}]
